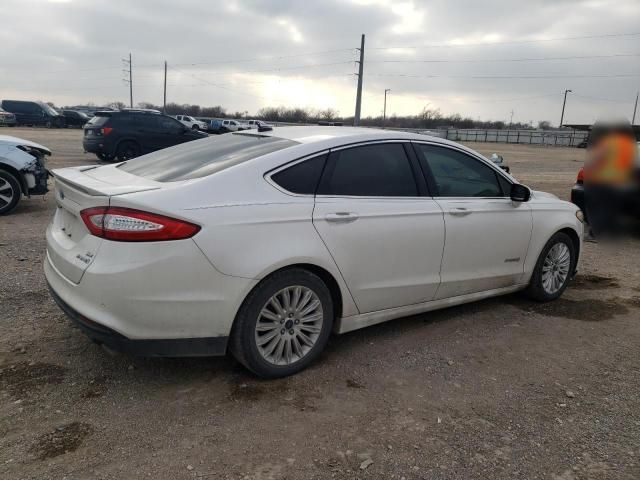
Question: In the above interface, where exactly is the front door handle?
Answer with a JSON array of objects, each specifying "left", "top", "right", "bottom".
[
  {"left": 449, "top": 207, "right": 472, "bottom": 216},
  {"left": 325, "top": 212, "right": 359, "bottom": 223}
]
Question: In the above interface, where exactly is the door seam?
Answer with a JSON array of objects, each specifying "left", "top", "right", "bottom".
[{"left": 311, "top": 199, "right": 361, "bottom": 314}]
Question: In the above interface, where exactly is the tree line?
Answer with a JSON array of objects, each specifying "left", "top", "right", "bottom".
[{"left": 66, "top": 101, "right": 550, "bottom": 130}]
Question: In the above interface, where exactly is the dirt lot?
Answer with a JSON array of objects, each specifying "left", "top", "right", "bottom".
[{"left": 1, "top": 127, "right": 639, "bottom": 480}]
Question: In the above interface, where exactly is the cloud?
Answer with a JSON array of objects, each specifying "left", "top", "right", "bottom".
[{"left": 1, "top": 0, "right": 639, "bottom": 124}]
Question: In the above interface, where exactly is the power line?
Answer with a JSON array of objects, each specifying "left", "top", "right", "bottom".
[
  {"left": 169, "top": 61, "right": 355, "bottom": 78},
  {"left": 367, "top": 73, "right": 640, "bottom": 79},
  {"left": 367, "top": 53, "right": 640, "bottom": 64},
  {"left": 370, "top": 31, "right": 640, "bottom": 51},
  {"left": 171, "top": 48, "right": 356, "bottom": 68},
  {"left": 168, "top": 65, "right": 283, "bottom": 102},
  {"left": 571, "top": 93, "right": 635, "bottom": 103}
]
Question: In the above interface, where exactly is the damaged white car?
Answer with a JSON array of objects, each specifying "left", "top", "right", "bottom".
[{"left": 0, "top": 135, "right": 50, "bottom": 215}]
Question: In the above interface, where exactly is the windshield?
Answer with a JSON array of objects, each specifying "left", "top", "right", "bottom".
[
  {"left": 118, "top": 133, "right": 298, "bottom": 182},
  {"left": 39, "top": 102, "right": 59, "bottom": 116}
]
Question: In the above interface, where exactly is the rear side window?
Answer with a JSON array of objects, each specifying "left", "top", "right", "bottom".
[
  {"left": 271, "top": 154, "right": 327, "bottom": 194},
  {"left": 416, "top": 144, "right": 503, "bottom": 197},
  {"left": 318, "top": 143, "right": 418, "bottom": 197},
  {"left": 119, "top": 133, "right": 298, "bottom": 182}
]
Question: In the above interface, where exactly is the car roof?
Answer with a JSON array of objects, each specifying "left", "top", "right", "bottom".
[{"left": 256, "top": 126, "right": 455, "bottom": 147}]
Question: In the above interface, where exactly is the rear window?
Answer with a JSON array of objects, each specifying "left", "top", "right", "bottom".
[
  {"left": 87, "top": 115, "right": 110, "bottom": 126},
  {"left": 118, "top": 133, "right": 298, "bottom": 182}
]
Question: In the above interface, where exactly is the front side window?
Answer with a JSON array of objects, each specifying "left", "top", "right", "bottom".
[
  {"left": 317, "top": 143, "right": 418, "bottom": 197},
  {"left": 416, "top": 144, "right": 504, "bottom": 197},
  {"left": 119, "top": 133, "right": 298, "bottom": 182}
]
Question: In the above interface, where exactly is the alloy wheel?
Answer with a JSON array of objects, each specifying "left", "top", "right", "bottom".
[
  {"left": 254, "top": 286, "right": 324, "bottom": 366},
  {"left": 541, "top": 242, "right": 571, "bottom": 294},
  {"left": 0, "top": 177, "right": 15, "bottom": 209}
]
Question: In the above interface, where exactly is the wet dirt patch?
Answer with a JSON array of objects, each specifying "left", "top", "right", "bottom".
[
  {"left": 229, "top": 382, "right": 270, "bottom": 401},
  {"left": 227, "top": 380, "right": 322, "bottom": 411},
  {"left": 509, "top": 297, "right": 628, "bottom": 321},
  {"left": 80, "top": 375, "right": 109, "bottom": 399},
  {"left": 0, "top": 362, "right": 66, "bottom": 398},
  {"left": 346, "top": 378, "right": 365, "bottom": 389},
  {"left": 622, "top": 296, "right": 640, "bottom": 308},
  {"left": 29, "top": 422, "right": 94, "bottom": 460},
  {"left": 571, "top": 274, "right": 620, "bottom": 290}
]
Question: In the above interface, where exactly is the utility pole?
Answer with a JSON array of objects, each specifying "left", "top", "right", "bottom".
[
  {"left": 354, "top": 34, "right": 365, "bottom": 126},
  {"left": 632, "top": 91, "right": 638, "bottom": 125},
  {"left": 383, "top": 88, "right": 391, "bottom": 123},
  {"left": 122, "top": 53, "right": 133, "bottom": 107},
  {"left": 509, "top": 109, "right": 514, "bottom": 128},
  {"left": 559, "top": 89, "right": 572, "bottom": 128},
  {"left": 163, "top": 61, "right": 167, "bottom": 114}
]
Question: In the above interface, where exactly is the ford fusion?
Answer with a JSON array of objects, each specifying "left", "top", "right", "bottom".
[{"left": 45, "top": 127, "right": 583, "bottom": 378}]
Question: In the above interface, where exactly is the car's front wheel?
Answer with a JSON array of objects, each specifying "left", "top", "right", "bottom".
[
  {"left": 0, "top": 170, "right": 21, "bottom": 215},
  {"left": 230, "top": 268, "right": 334, "bottom": 378},
  {"left": 191, "top": 124, "right": 199, "bottom": 130},
  {"left": 525, "top": 232, "right": 576, "bottom": 302}
]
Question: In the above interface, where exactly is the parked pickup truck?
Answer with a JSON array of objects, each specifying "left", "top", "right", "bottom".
[{"left": 175, "top": 115, "right": 208, "bottom": 131}]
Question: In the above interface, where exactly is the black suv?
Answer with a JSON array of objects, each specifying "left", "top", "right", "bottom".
[
  {"left": 1, "top": 100, "right": 66, "bottom": 127},
  {"left": 83, "top": 110, "right": 208, "bottom": 161},
  {"left": 62, "top": 109, "right": 90, "bottom": 128}
]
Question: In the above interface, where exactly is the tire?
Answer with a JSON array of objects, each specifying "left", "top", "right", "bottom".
[
  {"left": 45, "top": 121, "right": 52, "bottom": 129},
  {"left": 230, "top": 268, "right": 334, "bottom": 378},
  {"left": 116, "top": 141, "right": 141, "bottom": 161},
  {"left": 0, "top": 170, "right": 21, "bottom": 215},
  {"left": 96, "top": 152, "right": 115, "bottom": 162},
  {"left": 524, "top": 232, "right": 576, "bottom": 302},
  {"left": 192, "top": 124, "right": 199, "bottom": 130}
]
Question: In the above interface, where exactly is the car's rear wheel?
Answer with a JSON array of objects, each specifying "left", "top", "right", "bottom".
[
  {"left": 116, "top": 141, "right": 141, "bottom": 161},
  {"left": 96, "top": 152, "right": 115, "bottom": 162},
  {"left": 0, "top": 170, "right": 21, "bottom": 215},
  {"left": 525, "top": 232, "right": 575, "bottom": 302},
  {"left": 230, "top": 268, "right": 334, "bottom": 378}
]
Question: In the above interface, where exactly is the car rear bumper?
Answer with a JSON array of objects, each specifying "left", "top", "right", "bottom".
[
  {"left": 82, "top": 137, "right": 104, "bottom": 153},
  {"left": 47, "top": 284, "right": 228, "bottom": 356},
  {"left": 44, "top": 237, "right": 257, "bottom": 356}
]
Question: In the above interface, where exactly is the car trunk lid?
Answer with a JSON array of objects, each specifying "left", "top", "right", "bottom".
[{"left": 47, "top": 166, "right": 162, "bottom": 284}]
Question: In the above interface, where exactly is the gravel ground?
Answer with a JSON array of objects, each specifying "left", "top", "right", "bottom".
[{"left": 1, "top": 127, "right": 639, "bottom": 480}]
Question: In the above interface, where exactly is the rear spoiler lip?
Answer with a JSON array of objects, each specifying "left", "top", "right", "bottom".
[{"left": 51, "top": 166, "right": 161, "bottom": 197}]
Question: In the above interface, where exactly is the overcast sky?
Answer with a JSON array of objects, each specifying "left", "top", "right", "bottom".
[{"left": 1, "top": 0, "right": 639, "bottom": 125}]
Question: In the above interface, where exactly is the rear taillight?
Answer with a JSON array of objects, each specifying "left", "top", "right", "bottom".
[
  {"left": 80, "top": 207, "right": 200, "bottom": 242},
  {"left": 576, "top": 167, "right": 584, "bottom": 184},
  {"left": 101, "top": 127, "right": 113, "bottom": 136}
]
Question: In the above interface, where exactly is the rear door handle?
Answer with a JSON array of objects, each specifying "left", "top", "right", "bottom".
[
  {"left": 325, "top": 212, "right": 359, "bottom": 223},
  {"left": 449, "top": 207, "right": 472, "bottom": 216}
]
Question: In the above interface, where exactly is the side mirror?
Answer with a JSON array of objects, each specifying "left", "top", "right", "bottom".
[{"left": 510, "top": 183, "right": 531, "bottom": 202}]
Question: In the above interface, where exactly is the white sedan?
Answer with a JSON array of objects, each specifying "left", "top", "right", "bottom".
[{"left": 45, "top": 127, "right": 583, "bottom": 377}]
